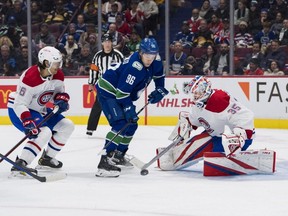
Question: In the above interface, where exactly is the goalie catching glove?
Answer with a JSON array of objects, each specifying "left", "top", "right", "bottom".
[
  {"left": 168, "top": 111, "right": 192, "bottom": 141},
  {"left": 148, "top": 87, "right": 169, "bottom": 104},
  {"left": 54, "top": 93, "right": 70, "bottom": 114}
]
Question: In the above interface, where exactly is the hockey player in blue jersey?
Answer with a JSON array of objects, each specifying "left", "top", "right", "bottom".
[{"left": 95, "top": 37, "right": 168, "bottom": 177}]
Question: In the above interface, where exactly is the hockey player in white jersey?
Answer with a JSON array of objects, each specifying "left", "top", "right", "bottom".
[
  {"left": 7, "top": 46, "right": 74, "bottom": 176},
  {"left": 157, "top": 76, "right": 275, "bottom": 175}
]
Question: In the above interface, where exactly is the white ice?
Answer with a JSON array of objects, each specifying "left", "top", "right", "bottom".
[{"left": 1, "top": 125, "right": 288, "bottom": 216}]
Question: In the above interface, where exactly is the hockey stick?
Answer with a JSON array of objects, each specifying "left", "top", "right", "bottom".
[
  {"left": 0, "top": 152, "right": 67, "bottom": 182},
  {"left": 139, "top": 136, "right": 184, "bottom": 175},
  {"left": 0, "top": 106, "right": 59, "bottom": 163},
  {"left": 98, "top": 102, "right": 149, "bottom": 155}
]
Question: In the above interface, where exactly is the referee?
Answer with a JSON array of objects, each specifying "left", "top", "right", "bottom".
[{"left": 86, "top": 33, "right": 124, "bottom": 136}]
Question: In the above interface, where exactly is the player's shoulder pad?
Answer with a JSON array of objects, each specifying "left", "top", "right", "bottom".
[
  {"left": 52, "top": 69, "right": 65, "bottom": 81},
  {"left": 205, "top": 89, "right": 230, "bottom": 113},
  {"left": 22, "top": 65, "right": 44, "bottom": 87},
  {"left": 132, "top": 61, "right": 143, "bottom": 71}
]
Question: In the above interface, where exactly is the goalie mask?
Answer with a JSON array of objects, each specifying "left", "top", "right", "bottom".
[{"left": 184, "top": 76, "right": 212, "bottom": 106}]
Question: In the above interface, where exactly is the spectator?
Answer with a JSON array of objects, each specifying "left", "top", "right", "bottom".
[
  {"left": 248, "top": 0, "right": 261, "bottom": 36},
  {"left": 243, "top": 58, "right": 264, "bottom": 75},
  {"left": 209, "top": 0, "right": 220, "bottom": 11},
  {"left": 72, "top": 44, "right": 93, "bottom": 76},
  {"left": 171, "top": 21, "right": 194, "bottom": 49},
  {"left": 199, "top": 0, "right": 214, "bottom": 24},
  {"left": 215, "top": 0, "right": 229, "bottom": 21},
  {"left": 102, "top": 0, "right": 122, "bottom": 16},
  {"left": 137, "top": 0, "right": 159, "bottom": 36},
  {"left": 214, "top": 18, "right": 230, "bottom": 45},
  {"left": 83, "top": 0, "right": 99, "bottom": 13},
  {"left": 193, "top": 19, "right": 214, "bottom": 48},
  {"left": 253, "top": 21, "right": 277, "bottom": 46},
  {"left": 234, "top": 0, "right": 249, "bottom": 26},
  {"left": 105, "top": 3, "right": 121, "bottom": 26},
  {"left": 75, "top": 14, "right": 87, "bottom": 35},
  {"left": 270, "top": 12, "right": 284, "bottom": 37},
  {"left": 0, "top": 35, "right": 14, "bottom": 54},
  {"left": 208, "top": 13, "right": 224, "bottom": 35},
  {"left": 124, "top": 0, "right": 144, "bottom": 38},
  {"left": 123, "top": 30, "right": 141, "bottom": 56},
  {"left": 213, "top": 42, "right": 229, "bottom": 75},
  {"left": 107, "top": 23, "right": 124, "bottom": 52},
  {"left": 199, "top": 45, "right": 218, "bottom": 76},
  {"left": 87, "top": 33, "right": 98, "bottom": 54},
  {"left": 180, "top": 55, "right": 204, "bottom": 75},
  {"left": 269, "top": 0, "right": 288, "bottom": 19},
  {"left": 279, "top": 19, "right": 288, "bottom": 46},
  {"left": 5, "top": 0, "right": 27, "bottom": 26},
  {"left": 18, "top": 36, "right": 38, "bottom": 60},
  {"left": 16, "top": 46, "right": 37, "bottom": 73},
  {"left": 234, "top": 21, "right": 253, "bottom": 48},
  {"left": 169, "top": 41, "right": 187, "bottom": 75},
  {"left": 63, "top": 34, "right": 80, "bottom": 68},
  {"left": 0, "top": 44, "right": 18, "bottom": 76},
  {"left": 34, "top": 22, "right": 56, "bottom": 49},
  {"left": 78, "top": 23, "right": 97, "bottom": 48},
  {"left": 0, "top": 16, "right": 24, "bottom": 48},
  {"left": 115, "top": 13, "right": 131, "bottom": 38},
  {"left": 83, "top": 2, "right": 98, "bottom": 25},
  {"left": 59, "top": 23, "right": 81, "bottom": 47},
  {"left": 45, "top": 0, "right": 72, "bottom": 25},
  {"left": 262, "top": 39, "right": 286, "bottom": 70},
  {"left": 30, "top": 1, "right": 44, "bottom": 25},
  {"left": 264, "top": 60, "right": 285, "bottom": 76},
  {"left": 187, "top": 8, "right": 203, "bottom": 33},
  {"left": 235, "top": 41, "right": 265, "bottom": 75}
]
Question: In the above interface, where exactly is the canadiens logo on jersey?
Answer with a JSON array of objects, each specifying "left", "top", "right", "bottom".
[{"left": 38, "top": 91, "right": 54, "bottom": 105}]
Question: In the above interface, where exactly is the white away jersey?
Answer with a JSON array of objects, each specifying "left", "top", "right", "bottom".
[
  {"left": 8, "top": 65, "right": 65, "bottom": 119},
  {"left": 189, "top": 89, "right": 254, "bottom": 138}
]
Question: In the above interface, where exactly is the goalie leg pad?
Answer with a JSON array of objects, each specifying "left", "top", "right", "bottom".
[
  {"left": 157, "top": 132, "right": 213, "bottom": 170},
  {"left": 203, "top": 149, "right": 276, "bottom": 176}
]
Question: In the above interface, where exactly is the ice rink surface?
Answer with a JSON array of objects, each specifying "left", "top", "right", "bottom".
[{"left": 0, "top": 125, "right": 288, "bottom": 216}]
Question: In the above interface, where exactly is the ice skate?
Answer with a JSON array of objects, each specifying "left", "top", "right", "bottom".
[
  {"left": 86, "top": 130, "right": 93, "bottom": 136},
  {"left": 10, "top": 158, "right": 37, "bottom": 178},
  {"left": 96, "top": 153, "right": 121, "bottom": 177},
  {"left": 37, "top": 150, "right": 63, "bottom": 170},
  {"left": 112, "top": 150, "right": 134, "bottom": 169}
]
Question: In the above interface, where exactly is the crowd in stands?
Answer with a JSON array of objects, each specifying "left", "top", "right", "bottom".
[
  {"left": 0, "top": 0, "right": 166, "bottom": 76},
  {"left": 1, "top": 0, "right": 288, "bottom": 77},
  {"left": 169, "top": 0, "right": 288, "bottom": 76}
]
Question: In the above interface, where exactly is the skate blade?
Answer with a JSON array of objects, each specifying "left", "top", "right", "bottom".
[
  {"left": 8, "top": 171, "right": 33, "bottom": 179},
  {"left": 95, "top": 169, "right": 120, "bottom": 178},
  {"left": 35, "top": 165, "right": 61, "bottom": 172}
]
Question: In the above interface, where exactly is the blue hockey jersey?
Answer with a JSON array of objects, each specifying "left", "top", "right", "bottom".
[{"left": 96, "top": 51, "right": 165, "bottom": 107}]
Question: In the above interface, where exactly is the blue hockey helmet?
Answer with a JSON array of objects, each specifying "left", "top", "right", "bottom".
[{"left": 140, "top": 37, "right": 159, "bottom": 55}]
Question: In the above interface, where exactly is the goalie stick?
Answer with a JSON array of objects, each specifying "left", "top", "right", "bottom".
[
  {"left": 139, "top": 135, "right": 184, "bottom": 175},
  {"left": 98, "top": 102, "right": 149, "bottom": 155},
  {"left": 0, "top": 106, "right": 59, "bottom": 163},
  {"left": 0, "top": 152, "right": 67, "bottom": 182}
]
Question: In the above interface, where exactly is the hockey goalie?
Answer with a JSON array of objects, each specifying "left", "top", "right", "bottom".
[{"left": 157, "top": 76, "right": 276, "bottom": 176}]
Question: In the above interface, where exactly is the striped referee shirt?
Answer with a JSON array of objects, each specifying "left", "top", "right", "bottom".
[{"left": 88, "top": 48, "right": 124, "bottom": 85}]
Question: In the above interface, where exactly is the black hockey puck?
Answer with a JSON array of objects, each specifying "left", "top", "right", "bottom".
[{"left": 140, "top": 169, "right": 149, "bottom": 176}]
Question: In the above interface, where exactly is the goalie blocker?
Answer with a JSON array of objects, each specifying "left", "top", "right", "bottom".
[{"left": 157, "top": 132, "right": 276, "bottom": 176}]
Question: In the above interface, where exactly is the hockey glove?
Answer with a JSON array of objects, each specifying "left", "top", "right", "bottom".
[
  {"left": 168, "top": 111, "right": 192, "bottom": 141},
  {"left": 23, "top": 118, "right": 40, "bottom": 139},
  {"left": 123, "top": 105, "right": 139, "bottom": 123},
  {"left": 148, "top": 87, "right": 169, "bottom": 104},
  {"left": 54, "top": 93, "right": 70, "bottom": 114}
]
